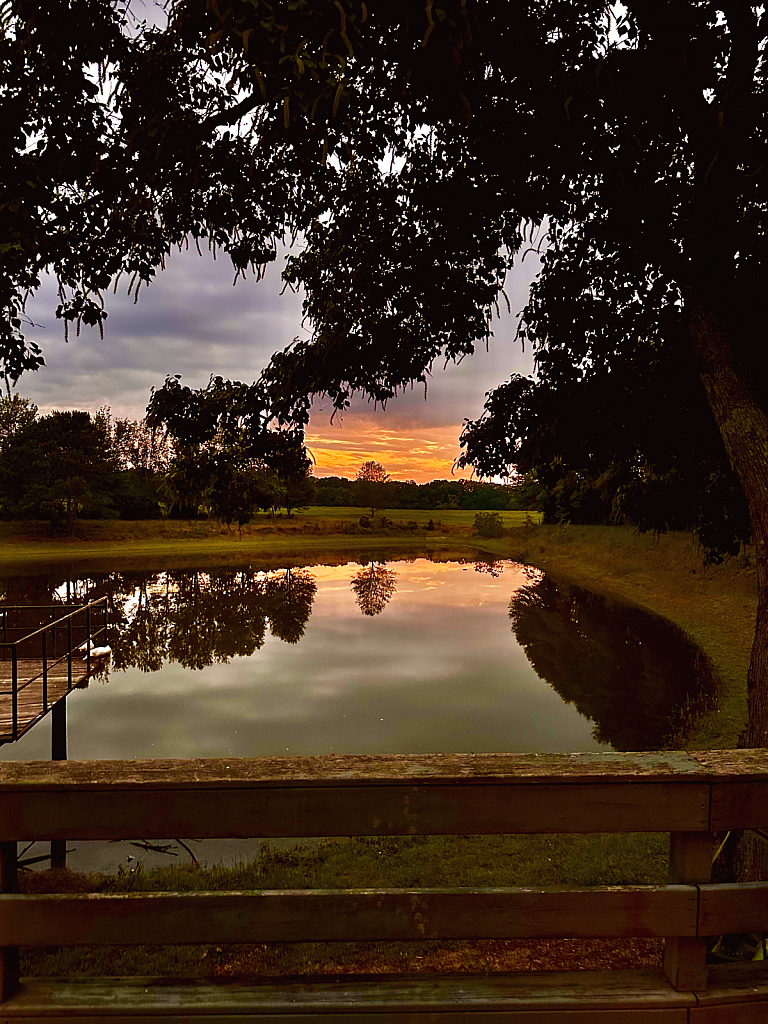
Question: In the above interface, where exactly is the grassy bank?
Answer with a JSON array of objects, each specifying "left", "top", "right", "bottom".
[{"left": 0, "top": 508, "right": 539, "bottom": 569}]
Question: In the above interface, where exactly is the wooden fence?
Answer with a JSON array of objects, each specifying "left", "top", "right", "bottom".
[{"left": 0, "top": 749, "right": 767, "bottom": 1021}]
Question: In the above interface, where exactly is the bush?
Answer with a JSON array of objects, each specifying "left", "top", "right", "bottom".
[{"left": 474, "top": 511, "right": 504, "bottom": 538}]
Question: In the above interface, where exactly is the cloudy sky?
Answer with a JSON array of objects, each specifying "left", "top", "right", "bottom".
[{"left": 18, "top": 246, "right": 538, "bottom": 483}]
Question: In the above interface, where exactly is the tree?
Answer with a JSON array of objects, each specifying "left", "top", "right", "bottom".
[
  {"left": 0, "top": 410, "right": 117, "bottom": 532},
  {"left": 0, "top": 391, "right": 37, "bottom": 452},
  {"left": 281, "top": 466, "right": 315, "bottom": 517},
  {"left": 146, "top": 376, "right": 311, "bottom": 530},
  {"left": 92, "top": 406, "right": 169, "bottom": 519},
  {"left": 355, "top": 461, "right": 390, "bottom": 519},
  {"left": 96, "top": 406, "right": 173, "bottom": 477},
  {"left": 3, "top": 2, "right": 767, "bottom": 745}
]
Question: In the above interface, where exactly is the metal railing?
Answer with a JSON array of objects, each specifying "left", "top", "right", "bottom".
[{"left": 0, "top": 599, "right": 108, "bottom": 740}]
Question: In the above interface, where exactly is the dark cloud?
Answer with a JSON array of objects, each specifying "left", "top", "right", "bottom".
[
  {"left": 19, "top": 246, "right": 537, "bottom": 442},
  {"left": 21, "top": 248, "right": 306, "bottom": 418}
]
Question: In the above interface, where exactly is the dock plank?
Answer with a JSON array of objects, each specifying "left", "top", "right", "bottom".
[{"left": 0, "top": 659, "right": 89, "bottom": 741}]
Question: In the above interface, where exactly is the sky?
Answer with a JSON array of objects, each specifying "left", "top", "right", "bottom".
[
  {"left": 17, "top": 247, "right": 539, "bottom": 483},
  {"left": 8, "top": 0, "right": 542, "bottom": 485}
]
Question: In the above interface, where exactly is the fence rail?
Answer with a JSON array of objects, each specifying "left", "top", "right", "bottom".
[{"left": 0, "top": 748, "right": 767, "bottom": 1021}]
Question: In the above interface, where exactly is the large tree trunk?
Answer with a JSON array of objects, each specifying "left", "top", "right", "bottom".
[{"left": 686, "top": 288, "right": 768, "bottom": 749}]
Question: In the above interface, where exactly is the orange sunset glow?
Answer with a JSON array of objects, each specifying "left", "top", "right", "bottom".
[{"left": 305, "top": 414, "right": 475, "bottom": 483}]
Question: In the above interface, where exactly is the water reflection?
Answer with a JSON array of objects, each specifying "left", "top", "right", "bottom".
[
  {"left": 473, "top": 560, "right": 505, "bottom": 577},
  {"left": 351, "top": 562, "right": 398, "bottom": 616},
  {"left": 509, "top": 576, "right": 720, "bottom": 750},
  {"left": 0, "top": 559, "right": 721, "bottom": 766},
  {"left": 111, "top": 568, "right": 318, "bottom": 671}
]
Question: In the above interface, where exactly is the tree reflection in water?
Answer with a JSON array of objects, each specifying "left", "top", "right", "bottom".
[
  {"left": 473, "top": 560, "right": 505, "bottom": 577},
  {"left": 509, "top": 576, "right": 721, "bottom": 750},
  {"left": 351, "top": 562, "right": 398, "bottom": 616},
  {"left": 109, "top": 568, "right": 317, "bottom": 671}
]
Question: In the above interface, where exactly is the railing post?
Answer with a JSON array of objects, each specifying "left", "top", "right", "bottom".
[
  {"left": 11, "top": 647, "right": 17, "bottom": 740},
  {"left": 67, "top": 616, "right": 72, "bottom": 688},
  {"left": 51, "top": 699, "right": 68, "bottom": 869},
  {"left": 85, "top": 604, "right": 91, "bottom": 674},
  {"left": 41, "top": 629, "right": 48, "bottom": 710},
  {"left": 664, "top": 831, "right": 712, "bottom": 991},
  {"left": 0, "top": 842, "right": 19, "bottom": 1001}
]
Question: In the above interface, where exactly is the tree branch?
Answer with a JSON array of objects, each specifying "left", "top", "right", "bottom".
[
  {"left": 203, "top": 92, "right": 263, "bottom": 130},
  {"left": 720, "top": 0, "right": 760, "bottom": 100}
]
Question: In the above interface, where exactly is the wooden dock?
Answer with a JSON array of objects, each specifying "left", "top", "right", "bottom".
[{"left": 0, "top": 658, "right": 89, "bottom": 742}]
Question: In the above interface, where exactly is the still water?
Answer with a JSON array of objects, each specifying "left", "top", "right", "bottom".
[
  {"left": 0, "top": 556, "right": 719, "bottom": 870},
  {"left": 1, "top": 557, "right": 719, "bottom": 760}
]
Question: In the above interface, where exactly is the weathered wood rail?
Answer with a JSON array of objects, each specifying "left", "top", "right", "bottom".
[{"left": 1, "top": 749, "right": 768, "bottom": 1021}]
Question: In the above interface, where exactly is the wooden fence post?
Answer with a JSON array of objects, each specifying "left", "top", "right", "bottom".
[
  {"left": 50, "top": 700, "right": 68, "bottom": 869},
  {"left": 663, "top": 830, "right": 712, "bottom": 991},
  {"left": 0, "top": 841, "right": 19, "bottom": 1001}
]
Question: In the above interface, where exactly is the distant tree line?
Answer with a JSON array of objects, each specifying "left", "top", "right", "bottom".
[
  {"left": 311, "top": 474, "right": 532, "bottom": 513},
  {"left": 0, "top": 389, "right": 315, "bottom": 532},
  {"left": 0, "top": 394, "right": 172, "bottom": 532},
  {"left": 5, "top": 386, "right": 734, "bottom": 532},
  {"left": 0, "top": 389, "right": 544, "bottom": 532}
]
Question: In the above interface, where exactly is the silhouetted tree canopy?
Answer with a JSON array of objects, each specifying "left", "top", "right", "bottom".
[
  {"left": 3, "top": 1, "right": 767, "bottom": 742},
  {"left": 0, "top": 392, "right": 37, "bottom": 450},
  {"left": 355, "top": 460, "right": 390, "bottom": 518},
  {"left": 146, "top": 375, "right": 311, "bottom": 524},
  {"left": 0, "top": 410, "right": 117, "bottom": 532}
]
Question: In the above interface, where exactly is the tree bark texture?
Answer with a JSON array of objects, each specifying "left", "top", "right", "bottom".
[{"left": 687, "top": 288, "right": 768, "bottom": 750}]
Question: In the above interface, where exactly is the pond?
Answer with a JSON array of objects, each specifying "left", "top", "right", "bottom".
[{"left": 0, "top": 555, "right": 720, "bottom": 870}]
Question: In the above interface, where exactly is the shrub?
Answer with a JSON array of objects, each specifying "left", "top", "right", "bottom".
[{"left": 474, "top": 511, "right": 504, "bottom": 538}]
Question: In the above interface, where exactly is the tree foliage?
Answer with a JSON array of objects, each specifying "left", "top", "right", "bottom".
[
  {"left": 355, "top": 460, "right": 390, "bottom": 517},
  {"left": 146, "top": 375, "right": 311, "bottom": 526},
  {"left": 96, "top": 406, "right": 173, "bottom": 476},
  {"left": 0, "top": 391, "right": 37, "bottom": 450},
  {"left": 0, "top": 409, "right": 118, "bottom": 532},
  {"left": 3, "top": 1, "right": 768, "bottom": 741}
]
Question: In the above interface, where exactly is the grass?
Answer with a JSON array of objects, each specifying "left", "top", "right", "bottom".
[
  {"left": 280, "top": 507, "right": 543, "bottom": 527},
  {"left": 2, "top": 514, "right": 756, "bottom": 977},
  {"left": 0, "top": 509, "right": 540, "bottom": 569},
  {"left": 20, "top": 833, "right": 668, "bottom": 978}
]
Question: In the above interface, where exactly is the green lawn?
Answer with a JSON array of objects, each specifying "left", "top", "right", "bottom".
[
  {"left": 297, "top": 506, "right": 544, "bottom": 527},
  {"left": 0, "top": 509, "right": 541, "bottom": 568},
  {"left": 20, "top": 832, "right": 667, "bottom": 978}
]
